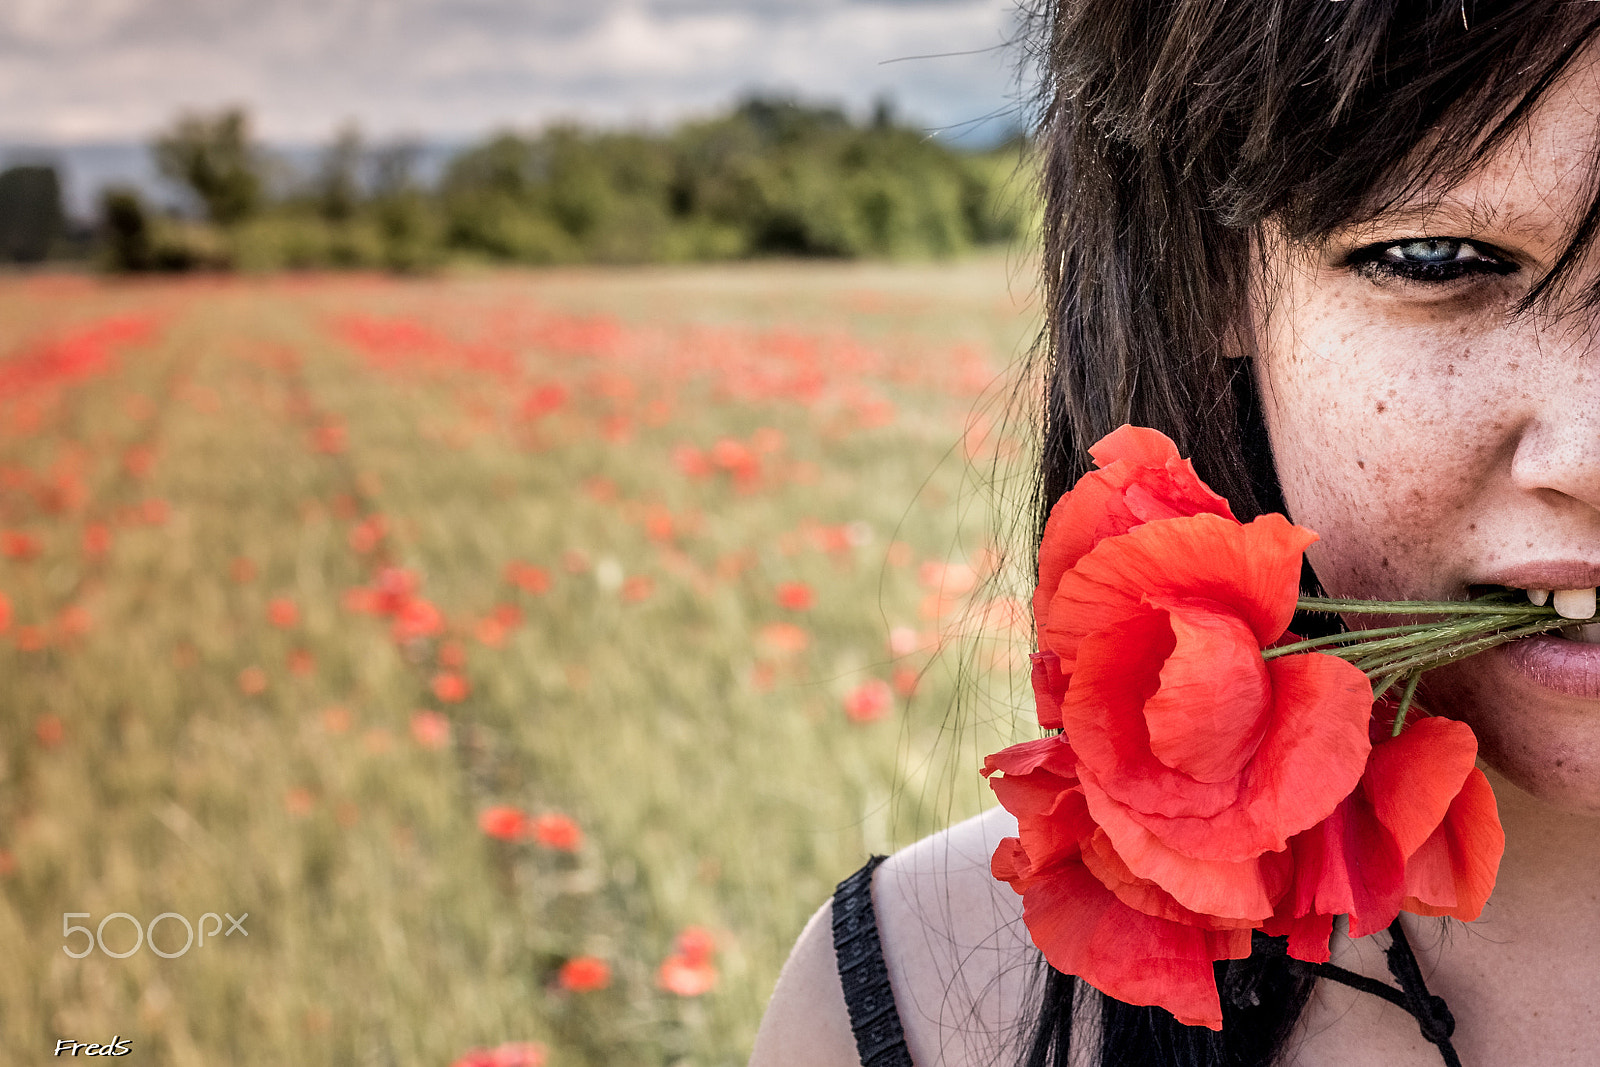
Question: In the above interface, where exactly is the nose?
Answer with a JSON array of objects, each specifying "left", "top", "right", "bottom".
[{"left": 1507, "top": 330, "right": 1600, "bottom": 512}]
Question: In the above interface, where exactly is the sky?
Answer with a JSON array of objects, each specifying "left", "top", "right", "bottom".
[{"left": 0, "top": 0, "right": 1032, "bottom": 147}]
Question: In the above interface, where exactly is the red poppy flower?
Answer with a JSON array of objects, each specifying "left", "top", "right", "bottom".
[
  {"left": 238, "top": 666, "right": 267, "bottom": 695},
  {"left": 267, "top": 597, "right": 299, "bottom": 629},
  {"left": 410, "top": 710, "right": 451, "bottom": 750},
  {"left": 673, "top": 926, "right": 716, "bottom": 965},
  {"left": 82, "top": 523, "right": 111, "bottom": 557},
  {"left": 658, "top": 936, "right": 718, "bottom": 996},
  {"left": 449, "top": 1042, "right": 546, "bottom": 1067},
  {"left": 989, "top": 427, "right": 1374, "bottom": 1028},
  {"left": 531, "top": 813, "right": 582, "bottom": 851},
  {"left": 478, "top": 806, "right": 529, "bottom": 841},
  {"left": 393, "top": 598, "right": 444, "bottom": 644},
  {"left": 775, "top": 582, "right": 814, "bottom": 611},
  {"left": 432, "top": 671, "right": 470, "bottom": 703},
  {"left": 843, "top": 679, "right": 893, "bottom": 723},
  {"left": 759, "top": 622, "right": 810, "bottom": 655},
  {"left": 2, "top": 531, "right": 40, "bottom": 560},
  {"left": 1264, "top": 711, "right": 1504, "bottom": 959},
  {"left": 34, "top": 713, "right": 64, "bottom": 748},
  {"left": 0, "top": 591, "right": 9, "bottom": 634},
  {"left": 558, "top": 956, "right": 611, "bottom": 992}
]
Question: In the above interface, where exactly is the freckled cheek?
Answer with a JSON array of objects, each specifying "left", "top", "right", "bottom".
[{"left": 1264, "top": 350, "right": 1485, "bottom": 597}]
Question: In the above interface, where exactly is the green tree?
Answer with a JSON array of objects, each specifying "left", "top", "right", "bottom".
[
  {"left": 153, "top": 107, "right": 263, "bottom": 226},
  {"left": 99, "top": 187, "right": 153, "bottom": 271},
  {"left": 0, "top": 164, "right": 66, "bottom": 262}
]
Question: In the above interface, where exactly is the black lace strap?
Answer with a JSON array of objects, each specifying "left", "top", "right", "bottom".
[
  {"left": 832, "top": 855, "right": 914, "bottom": 1067},
  {"left": 1273, "top": 920, "right": 1461, "bottom": 1067}
]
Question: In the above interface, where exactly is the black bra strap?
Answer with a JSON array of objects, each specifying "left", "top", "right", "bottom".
[{"left": 832, "top": 856, "right": 915, "bottom": 1067}]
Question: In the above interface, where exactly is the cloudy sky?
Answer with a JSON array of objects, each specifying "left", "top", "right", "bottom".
[{"left": 0, "top": 0, "right": 1031, "bottom": 146}]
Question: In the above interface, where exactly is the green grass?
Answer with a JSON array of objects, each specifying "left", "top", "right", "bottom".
[{"left": 0, "top": 258, "right": 1042, "bottom": 1066}]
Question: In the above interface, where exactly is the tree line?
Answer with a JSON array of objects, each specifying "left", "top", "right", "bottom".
[{"left": 22, "top": 99, "right": 1031, "bottom": 273}]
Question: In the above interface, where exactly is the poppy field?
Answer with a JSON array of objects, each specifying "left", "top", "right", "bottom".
[{"left": 0, "top": 258, "right": 1040, "bottom": 1067}]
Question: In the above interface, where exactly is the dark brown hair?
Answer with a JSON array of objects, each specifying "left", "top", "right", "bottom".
[{"left": 1019, "top": 1, "right": 1600, "bottom": 1063}]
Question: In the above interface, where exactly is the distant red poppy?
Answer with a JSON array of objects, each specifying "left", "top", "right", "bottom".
[
  {"left": 758, "top": 622, "right": 810, "bottom": 656},
  {"left": 311, "top": 424, "right": 347, "bottom": 454},
  {"left": 410, "top": 711, "right": 451, "bottom": 750},
  {"left": 479, "top": 806, "right": 529, "bottom": 841},
  {"left": 34, "top": 713, "right": 64, "bottom": 747},
  {"left": 474, "top": 617, "right": 509, "bottom": 648},
  {"left": 284, "top": 788, "right": 315, "bottom": 817},
  {"left": 349, "top": 515, "right": 388, "bottom": 554},
  {"left": 322, "top": 706, "right": 352, "bottom": 734},
  {"left": 621, "top": 575, "right": 655, "bottom": 602},
  {"left": 504, "top": 562, "right": 550, "bottom": 594},
  {"left": 449, "top": 1042, "right": 546, "bottom": 1067},
  {"left": 775, "top": 582, "right": 814, "bottom": 611},
  {"left": 139, "top": 498, "right": 169, "bottom": 525},
  {"left": 519, "top": 382, "right": 568, "bottom": 419},
  {"left": 432, "top": 671, "right": 470, "bottom": 703},
  {"left": 644, "top": 506, "right": 674, "bottom": 543},
  {"left": 82, "top": 523, "right": 111, "bottom": 558},
  {"left": 393, "top": 599, "right": 444, "bottom": 643},
  {"left": 438, "top": 640, "right": 467, "bottom": 669},
  {"left": 267, "top": 597, "right": 299, "bottom": 629},
  {"left": 532, "top": 813, "right": 582, "bottom": 852},
  {"left": 122, "top": 444, "right": 157, "bottom": 478},
  {"left": 238, "top": 666, "right": 267, "bottom": 695},
  {"left": 558, "top": 956, "right": 611, "bottom": 992},
  {"left": 231, "top": 557, "right": 257, "bottom": 583},
  {"left": 2, "top": 531, "right": 40, "bottom": 560},
  {"left": 843, "top": 679, "right": 893, "bottom": 723},
  {"left": 0, "top": 591, "right": 9, "bottom": 633},
  {"left": 674, "top": 926, "right": 716, "bottom": 965},
  {"left": 658, "top": 929, "right": 718, "bottom": 995},
  {"left": 287, "top": 648, "right": 316, "bottom": 676},
  {"left": 673, "top": 445, "right": 711, "bottom": 479}
]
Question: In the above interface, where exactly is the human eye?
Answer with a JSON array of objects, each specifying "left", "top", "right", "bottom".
[{"left": 1344, "top": 237, "right": 1519, "bottom": 285}]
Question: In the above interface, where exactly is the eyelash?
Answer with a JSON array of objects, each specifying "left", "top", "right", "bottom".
[{"left": 1345, "top": 237, "right": 1520, "bottom": 284}]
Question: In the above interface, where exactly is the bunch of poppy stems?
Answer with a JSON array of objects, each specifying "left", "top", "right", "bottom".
[{"left": 1280, "top": 590, "right": 1569, "bottom": 736}]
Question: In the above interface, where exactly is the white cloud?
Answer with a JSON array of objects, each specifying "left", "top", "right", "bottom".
[{"left": 0, "top": 0, "right": 1028, "bottom": 144}]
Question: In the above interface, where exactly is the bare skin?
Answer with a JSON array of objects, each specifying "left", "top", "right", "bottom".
[{"left": 752, "top": 42, "right": 1600, "bottom": 1067}]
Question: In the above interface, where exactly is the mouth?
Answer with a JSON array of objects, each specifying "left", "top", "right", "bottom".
[
  {"left": 1466, "top": 583, "right": 1600, "bottom": 697},
  {"left": 1467, "top": 583, "right": 1600, "bottom": 643}
]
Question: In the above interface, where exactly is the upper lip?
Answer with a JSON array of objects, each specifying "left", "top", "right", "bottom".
[{"left": 1473, "top": 561, "right": 1600, "bottom": 591}]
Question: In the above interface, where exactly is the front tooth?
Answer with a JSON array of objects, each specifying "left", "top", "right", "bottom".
[
  {"left": 1528, "top": 588, "right": 1550, "bottom": 606},
  {"left": 1553, "top": 587, "right": 1597, "bottom": 620}
]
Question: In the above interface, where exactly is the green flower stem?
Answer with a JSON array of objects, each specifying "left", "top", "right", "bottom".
[
  {"left": 1390, "top": 673, "right": 1423, "bottom": 738},
  {"left": 1255, "top": 593, "right": 1574, "bottom": 736},
  {"left": 1351, "top": 618, "right": 1566, "bottom": 680},
  {"left": 1262, "top": 621, "right": 1454, "bottom": 660},
  {"left": 1296, "top": 596, "right": 1553, "bottom": 616},
  {"left": 1344, "top": 615, "right": 1527, "bottom": 672}
]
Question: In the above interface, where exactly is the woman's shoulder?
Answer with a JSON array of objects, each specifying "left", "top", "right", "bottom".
[{"left": 750, "top": 806, "right": 1037, "bottom": 1066}]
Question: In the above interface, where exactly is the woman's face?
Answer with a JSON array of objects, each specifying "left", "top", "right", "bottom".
[{"left": 1254, "top": 45, "right": 1600, "bottom": 815}]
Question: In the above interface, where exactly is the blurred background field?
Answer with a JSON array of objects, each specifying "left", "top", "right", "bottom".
[{"left": 0, "top": 255, "right": 1043, "bottom": 1066}]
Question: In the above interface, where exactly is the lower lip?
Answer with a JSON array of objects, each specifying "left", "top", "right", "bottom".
[{"left": 1500, "top": 634, "right": 1600, "bottom": 698}]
